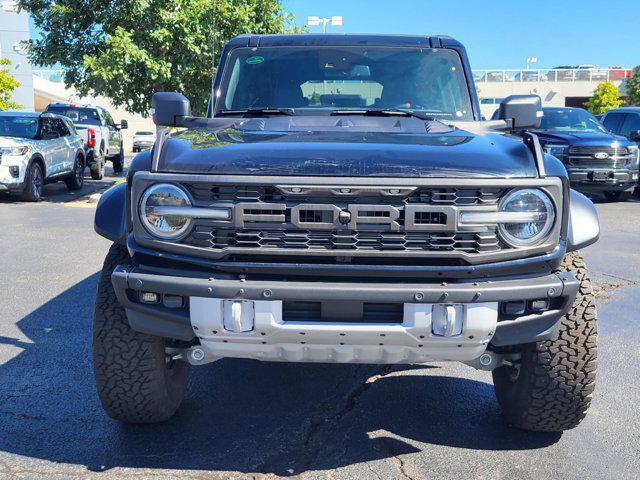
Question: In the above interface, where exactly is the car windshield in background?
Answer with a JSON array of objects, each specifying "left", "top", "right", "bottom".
[
  {"left": 135, "top": 131, "right": 155, "bottom": 135},
  {"left": 46, "top": 107, "right": 101, "bottom": 126},
  {"left": 216, "top": 46, "right": 473, "bottom": 120},
  {"left": 539, "top": 109, "right": 607, "bottom": 133},
  {"left": 0, "top": 116, "right": 39, "bottom": 139}
]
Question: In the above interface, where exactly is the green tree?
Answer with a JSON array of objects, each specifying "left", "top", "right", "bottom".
[
  {"left": 625, "top": 66, "right": 640, "bottom": 106},
  {"left": 0, "top": 59, "right": 21, "bottom": 111},
  {"left": 19, "top": 0, "right": 296, "bottom": 116},
  {"left": 585, "top": 81, "right": 622, "bottom": 115}
]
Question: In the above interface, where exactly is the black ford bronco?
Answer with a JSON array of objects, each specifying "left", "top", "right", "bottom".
[{"left": 92, "top": 34, "right": 600, "bottom": 432}]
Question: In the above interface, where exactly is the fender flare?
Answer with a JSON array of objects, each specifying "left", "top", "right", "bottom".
[
  {"left": 567, "top": 189, "right": 600, "bottom": 251},
  {"left": 27, "top": 153, "right": 47, "bottom": 178},
  {"left": 95, "top": 181, "right": 127, "bottom": 244}
]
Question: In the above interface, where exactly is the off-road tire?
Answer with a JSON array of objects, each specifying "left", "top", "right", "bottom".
[
  {"left": 64, "top": 155, "right": 85, "bottom": 191},
  {"left": 21, "top": 161, "right": 43, "bottom": 202},
  {"left": 604, "top": 190, "right": 632, "bottom": 202},
  {"left": 492, "top": 251, "right": 597, "bottom": 432},
  {"left": 89, "top": 152, "right": 105, "bottom": 180},
  {"left": 92, "top": 243, "right": 190, "bottom": 423},
  {"left": 112, "top": 144, "right": 124, "bottom": 174}
]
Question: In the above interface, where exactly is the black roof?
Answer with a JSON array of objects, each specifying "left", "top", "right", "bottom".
[{"left": 226, "top": 33, "right": 463, "bottom": 49}]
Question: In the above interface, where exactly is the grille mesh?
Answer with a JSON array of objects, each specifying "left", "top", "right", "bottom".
[{"left": 186, "top": 227, "right": 500, "bottom": 254}]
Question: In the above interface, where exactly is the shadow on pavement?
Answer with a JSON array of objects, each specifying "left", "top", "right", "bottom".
[{"left": 0, "top": 274, "right": 561, "bottom": 476}]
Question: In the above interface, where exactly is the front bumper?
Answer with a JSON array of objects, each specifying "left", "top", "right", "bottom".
[
  {"left": 111, "top": 265, "right": 578, "bottom": 364},
  {"left": 567, "top": 167, "right": 637, "bottom": 191}
]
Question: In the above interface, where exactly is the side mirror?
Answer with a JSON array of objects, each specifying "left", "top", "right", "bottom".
[
  {"left": 120, "top": 119, "right": 128, "bottom": 130},
  {"left": 498, "top": 94, "right": 543, "bottom": 130},
  {"left": 630, "top": 130, "right": 640, "bottom": 142},
  {"left": 152, "top": 92, "right": 191, "bottom": 127}
]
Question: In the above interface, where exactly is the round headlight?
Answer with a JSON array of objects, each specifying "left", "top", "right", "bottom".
[
  {"left": 498, "top": 189, "right": 555, "bottom": 247},
  {"left": 140, "top": 184, "right": 192, "bottom": 239}
]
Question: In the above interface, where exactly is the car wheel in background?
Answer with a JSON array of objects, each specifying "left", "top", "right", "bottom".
[
  {"left": 90, "top": 152, "right": 105, "bottom": 180},
  {"left": 21, "top": 161, "right": 44, "bottom": 202},
  {"left": 64, "top": 155, "right": 85, "bottom": 191},
  {"left": 604, "top": 190, "right": 632, "bottom": 202},
  {"left": 112, "top": 144, "right": 124, "bottom": 174}
]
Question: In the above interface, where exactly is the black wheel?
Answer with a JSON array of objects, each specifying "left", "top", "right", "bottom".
[
  {"left": 89, "top": 152, "right": 105, "bottom": 180},
  {"left": 93, "top": 243, "right": 190, "bottom": 423},
  {"left": 112, "top": 144, "right": 124, "bottom": 174},
  {"left": 21, "top": 161, "right": 44, "bottom": 202},
  {"left": 492, "top": 251, "right": 597, "bottom": 432},
  {"left": 604, "top": 190, "right": 632, "bottom": 202},
  {"left": 64, "top": 155, "right": 85, "bottom": 191}
]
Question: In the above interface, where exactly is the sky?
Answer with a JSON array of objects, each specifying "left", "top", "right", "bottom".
[{"left": 282, "top": 0, "right": 639, "bottom": 69}]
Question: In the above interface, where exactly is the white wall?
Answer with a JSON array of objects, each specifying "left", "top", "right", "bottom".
[{"left": 0, "top": 4, "right": 34, "bottom": 110}]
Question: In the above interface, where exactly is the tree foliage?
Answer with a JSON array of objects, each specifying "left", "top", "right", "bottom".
[
  {"left": 19, "top": 0, "right": 296, "bottom": 115},
  {"left": 0, "top": 59, "right": 21, "bottom": 111},
  {"left": 585, "top": 81, "right": 622, "bottom": 115},
  {"left": 625, "top": 66, "right": 640, "bottom": 106}
]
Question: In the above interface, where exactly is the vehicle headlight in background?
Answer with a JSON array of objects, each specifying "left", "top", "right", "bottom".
[
  {"left": 543, "top": 144, "right": 566, "bottom": 160},
  {"left": 0, "top": 146, "right": 29, "bottom": 156},
  {"left": 628, "top": 145, "right": 639, "bottom": 168},
  {"left": 498, "top": 189, "right": 555, "bottom": 247},
  {"left": 139, "top": 183, "right": 193, "bottom": 239}
]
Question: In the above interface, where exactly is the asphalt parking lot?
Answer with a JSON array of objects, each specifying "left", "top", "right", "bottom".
[{"left": 0, "top": 176, "right": 639, "bottom": 480}]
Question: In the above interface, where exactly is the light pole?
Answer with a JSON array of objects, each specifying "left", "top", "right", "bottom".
[
  {"left": 308, "top": 15, "right": 343, "bottom": 33},
  {"left": 526, "top": 57, "right": 538, "bottom": 70}
]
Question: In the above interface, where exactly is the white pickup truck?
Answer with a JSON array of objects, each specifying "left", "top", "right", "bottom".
[{"left": 45, "top": 103, "right": 127, "bottom": 178}]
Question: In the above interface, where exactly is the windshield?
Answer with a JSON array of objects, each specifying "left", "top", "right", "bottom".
[
  {"left": 135, "top": 131, "right": 154, "bottom": 136},
  {"left": 46, "top": 106, "right": 101, "bottom": 126},
  {"left": 540, "top": 108, "right": 607, "bottom": 133},
  {"left": 215, "top": 46, "right": 473, "bottom": 120},
  {"left": 0, "top": 116, "right": 39, "bottom": 139}
]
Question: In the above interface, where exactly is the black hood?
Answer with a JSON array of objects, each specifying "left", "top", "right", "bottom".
[
  {"left": 534, "top": 130, "right": 631, "bottom": 146},
  {"left": 157, "top": 116, "right": 539, "bottom": 178}
]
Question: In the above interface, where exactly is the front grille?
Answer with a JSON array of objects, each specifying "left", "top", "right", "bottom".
[
  {"left": 568, "top": 146, "right": 630, "bottom": 155},
  {"left": 186, "top": 227, "right": 500, "bottom": 254},
  {"left": 566, "top": 145, "right": 632, "bottom": 168},
  {"left": 133, "top": 176, "right": 564, "bottom": 266}
]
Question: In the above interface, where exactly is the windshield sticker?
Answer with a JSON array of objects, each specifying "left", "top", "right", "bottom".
[{"left": 246, "top": 56, "right": 265, "bottom": 65}]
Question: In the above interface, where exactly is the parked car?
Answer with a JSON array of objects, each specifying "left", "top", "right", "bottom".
[
  {"left": 92, "top": 34, "right": 601, "bottom": 433},
  {"left": 601, "top": 107, "right": 640, "bottom": 191},
  {"left": 44, "top": 103, "right": 127, "bottom": 177},
  {"left": 535, "top": 107, "right": 638, "bottom": 201},
  {"left": 0, "top": 111, "right": 85, "bottom": 201},
  {"left": 132, "top": 131, "right": 156, "bottom": 152},
  {"left": 547, "top": 66, "right": 577, "bottom": 82}
]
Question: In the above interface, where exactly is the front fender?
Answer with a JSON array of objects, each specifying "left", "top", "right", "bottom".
[
  {"left": 567, "top": 189, "right": 599, "bottom": 251},
  {"left": 95, "top": 181, "right": 127, "bottom": 244}
]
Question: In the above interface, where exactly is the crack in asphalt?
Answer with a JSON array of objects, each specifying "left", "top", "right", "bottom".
[
  {"left": 391, "top": 454, "right": 414, "bottom": 480},
  {"left": 591, "top": 270, "right": 638, "bottom": 303},
  {"left": 256, "top": 365, "right": 393, "bottom": 476}
]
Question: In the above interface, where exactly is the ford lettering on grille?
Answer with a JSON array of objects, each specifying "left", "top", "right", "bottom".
[{"left": 233, "top": 203, "right": 456, "bottom": 231}]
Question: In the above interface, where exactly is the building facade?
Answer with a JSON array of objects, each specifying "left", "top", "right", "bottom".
[{"left": 0, "top": 0, "right": 34, "bottom": 110}]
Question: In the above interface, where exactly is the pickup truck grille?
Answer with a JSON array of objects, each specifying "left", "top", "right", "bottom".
[{"left": 566, "top": 145, "right": 633, "bottom": 169}]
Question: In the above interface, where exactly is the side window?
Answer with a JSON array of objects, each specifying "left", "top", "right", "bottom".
[
  {"left": 619, "top": 114, "right": 640, "bottom": 140},
  {"left": 56, "top": 118, "right": 70, "bottom": 136},
  {"left": 103, "top": 110, "right": 116, "bottom": 127},
  {"left": 40, "top": 118, "right": 58, "bottom": 138},
  {"left": 602, "top": 112, "right": 625, "bottom": 133}
]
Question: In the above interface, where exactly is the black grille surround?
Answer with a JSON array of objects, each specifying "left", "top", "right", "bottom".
[{"left": 131, "top": 174, "right": 565, "bottom": 266}]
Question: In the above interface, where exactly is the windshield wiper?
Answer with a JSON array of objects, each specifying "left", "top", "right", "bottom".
[
  {"left": 330, "top": 108, "right": 438, "bottom": 121},
  {"left": 216, "top": 108, "right": 296, "bottom": 117}
]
